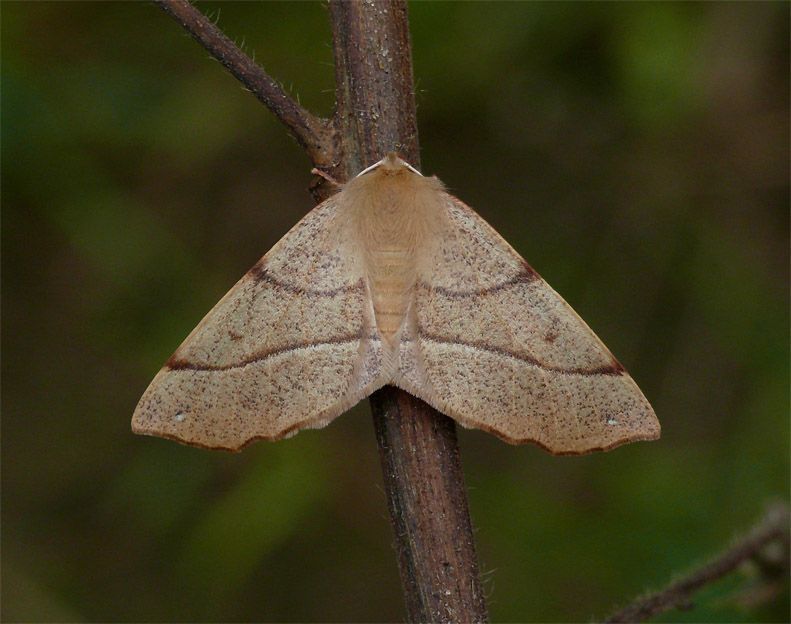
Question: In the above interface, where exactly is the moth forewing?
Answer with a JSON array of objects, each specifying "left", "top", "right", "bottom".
[
  {"left": 131, "top": 193, "right": 389, "bottom": 450},
  {"left": 133, "top": 154, "right": 659, "bottom": 454}
]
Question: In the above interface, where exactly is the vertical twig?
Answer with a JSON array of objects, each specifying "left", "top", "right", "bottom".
[
  {"left": 369, "top": 389, "right": 489, "bottom": 622},
  {"left": 329, "top": 2, "right": 488, "bottom": 622},
  {"left": 153, "top": 1, "right": 487, "bottom": 620}
]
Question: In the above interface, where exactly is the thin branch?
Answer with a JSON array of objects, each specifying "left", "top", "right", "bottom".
[
  {"left": 368, "top": 389, "right": 489, "bottom": 622},
  {"left": 605, "top": 503, "right": 790, "bottom": 623},
  {"left": 155, "top": 0, "right": 336, "bottom": 167},
  {"left": 329, "top": 1, "right": 487, "bottom": 621}
]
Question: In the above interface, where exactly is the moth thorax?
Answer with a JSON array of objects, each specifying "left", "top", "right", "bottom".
[
  {"left": 346, "top": 168, "right": 445, "bottom": 346},
  {"left": 364, "top": 200, "right": 422, "bottom": 346},
  {"left": 367, "top": 251, "right": 412, "bottom": 344}
]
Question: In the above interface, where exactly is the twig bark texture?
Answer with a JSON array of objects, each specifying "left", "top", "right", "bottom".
[
  {"left": 329, "top": 2, "right": 487, "bottom": 621},
  {"left": 154, "top": 1, "right": 487, "bottom": 622}
]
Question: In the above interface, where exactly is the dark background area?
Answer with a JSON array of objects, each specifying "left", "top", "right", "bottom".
[{"left": 3, "top": 2, "right": 789, "bottom": 622}]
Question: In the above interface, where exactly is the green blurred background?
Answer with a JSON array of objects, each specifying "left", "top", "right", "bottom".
[{"left": 3, "top": 2, "right": 788, "bottom": 622}]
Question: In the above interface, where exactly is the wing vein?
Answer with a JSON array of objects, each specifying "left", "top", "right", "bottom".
[{"left": 417, "top": 331, "right": 624, "bottom": 377}]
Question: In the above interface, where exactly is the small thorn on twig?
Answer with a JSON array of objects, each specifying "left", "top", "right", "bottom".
[{"left": 311, "top": 168, "right": 341, "bottom": 188}]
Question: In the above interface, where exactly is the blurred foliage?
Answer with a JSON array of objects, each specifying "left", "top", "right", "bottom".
[{"left": 2, "top": 1, "right": 788, "bottom": 622}]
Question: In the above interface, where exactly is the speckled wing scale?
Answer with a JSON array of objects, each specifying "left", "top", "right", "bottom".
[
  {"left": 132, "top": 195, "right": 388, "bottom": 450},
  {"left": 395, "top": 195, "right": 659, "bottom": 454},
  {"left": 133, "top": 153, "right": 659, "bottom": 454}
]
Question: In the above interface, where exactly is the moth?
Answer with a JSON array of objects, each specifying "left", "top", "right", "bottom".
[{"left": 133, "top": 153, "right": 659, "bottom": 454}]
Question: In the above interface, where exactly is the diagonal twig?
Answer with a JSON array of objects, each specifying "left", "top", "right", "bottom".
[
  {"left": 155, "top": 0, "right": 336, "bottom": 168},
  {"left": 605, "top": 503, "right": 790, "bottom": 623}
]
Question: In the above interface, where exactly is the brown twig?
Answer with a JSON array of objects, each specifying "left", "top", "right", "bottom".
[
  {"left": 154, "top": 1, "right": 487, "bottom": 621},
  {"left": 369, "top": 389, "right": 489, "bottom": 622},
  {"left": 604, "top": 503, "right": 790, "bottom": 623},
  {"left": 155, "top": 0, "right": 335, "bottom": 168},
  {"left": 329, "top": 2, "right": 487, "bottom": 621}
]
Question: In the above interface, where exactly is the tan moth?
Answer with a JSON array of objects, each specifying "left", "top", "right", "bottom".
[{"left": 132, "top": 153, "right": 659, "bottom": 454}]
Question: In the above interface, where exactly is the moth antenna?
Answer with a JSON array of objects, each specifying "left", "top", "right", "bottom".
[{"left": 356, "top": 153, "right": 424, "bottom": 177}]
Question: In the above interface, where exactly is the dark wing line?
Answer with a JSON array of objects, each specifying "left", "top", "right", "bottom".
[
  {"left": 166, "top": 333, "right": 367, "bottom": 372},
  {"left": 417, "top": 263, "right": 538, "bottom": 298},
  {"left": 417, "top": 330, "right": 625, "bottom": 377},
  {"left": 250, "top": 263, "right": 365, "bottom": 298}
]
